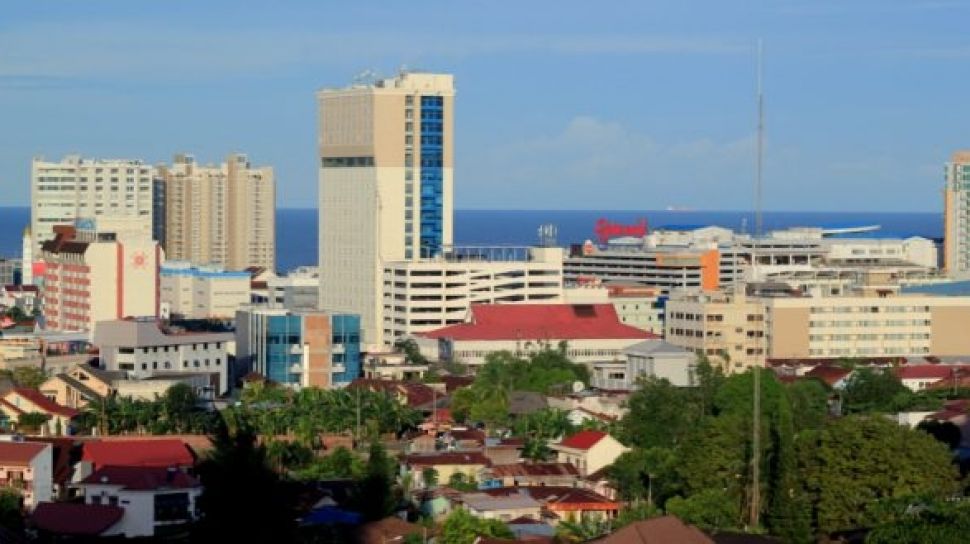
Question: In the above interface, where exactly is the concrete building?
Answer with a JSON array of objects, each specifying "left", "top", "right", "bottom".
[
  {"left": 159, "top": 153, "right": 275, "bottom": 271},
  {"left": 78, "top": 465, "right": 201, "bottom": 538},
  {"left": 40, "top": 223, "right": 160, "bottom": 332},
  {"left": 414, "top": 303, "right": 652, "bottom": 368},
  {"left": 93, "top": 318, "right": 232, "bottom": 395},
  {"left": 664, "top": 289, "right": 767, "bottom": 373},
  {"left": 381, "top": 246, "right": 563, "bottom": 344},
  {"left": 564, "top": 242, "right": 720, "bottom": 295},
  {"left": 30, "top": 156, "right": 154, "bottom": 250},
  {"left": 159, "top": 261, "right": 251, "bottom": 320},
  {"left": 318, "top": 72, "right": 455, "bottom": 347},
  {"left": 549, "top": 431, "right": 629, "bottom": 477},
  {"left": 591, "top": 340, "right": 697, "bottom": 389},
  {"left": 267, "top": 266, "right": 320, "bottom": 311},
  {"left": 945, "top": 150, "right": 970, "bottom": 277},
  {"left": 0, "top": 257, "right": 20, "bottom": 287},
  {"left": 235, "top": 307, "right": 361, "bottom": 388},
  {"left": 0, "top": 439, "right": 53, "bottom": 510},
  {"left": 1, "top": 388, "right": 79, "bottom": 436}
]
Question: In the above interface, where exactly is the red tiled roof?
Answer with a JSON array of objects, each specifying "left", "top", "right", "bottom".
[
  {"left": 6, "top": 388, "right": 79, "bottom": 418},
  {"left": 417, "top": 304, "right": 655, "bottom": 341},
  {"left": 0, "top": 441, "right": 47, "bottom": 465},
  {"left": 81, "top": 439, "right": 195, "bottom": 469},
  {"left": 83, "top": 465, "right": 199, "bottom": 490},
  {"left": 31, "top": 502, "right": 123, "bottom": 536},
  {"left": 484, "top": 486, "right": 619, "bottom": 511},
  {"left": 404, "top": 451, "right": 490, "bottom": 467},
  {"left": 895, "top": 365, "right": 970, "bottom": 381},
  {"left": 0, "top": 398, "right": 25, "bottom": 416},
  {"left": 348, "top": 379, "right": 436, "bottom": 408},
  {"left": 593, "top": 516, "right": 713, "bottom": 544},
  {"left": 556, "top": 430, "right": 607, "bottom": 451}
]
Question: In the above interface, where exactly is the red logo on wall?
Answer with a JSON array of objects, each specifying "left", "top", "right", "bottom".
[
  {"left": 131, "top": 251, "right": 148, "bottom": 269},
  {"left": 594, "top": 218, "right": 648, "bottom": 244}
]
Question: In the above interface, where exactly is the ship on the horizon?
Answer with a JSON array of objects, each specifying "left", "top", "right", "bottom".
[{"left": 665, "top": 205, "right": 695, "bottom": 212}]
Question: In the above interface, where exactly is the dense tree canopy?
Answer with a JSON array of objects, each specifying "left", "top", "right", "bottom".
[
  {"left": 439, "top": 508, "right": 514, "bottom": 544},
  {"left": 796, "top": 416, "right": 960, "bottom": 535}
]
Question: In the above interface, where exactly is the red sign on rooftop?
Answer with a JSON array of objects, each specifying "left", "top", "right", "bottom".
[{"left": 594, "top": 218, "right": 648, "bottom": 244}]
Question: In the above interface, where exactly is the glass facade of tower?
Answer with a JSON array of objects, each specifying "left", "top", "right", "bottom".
[
  {"left": 331, "top": 314, "right": 362, "bottom": 384},
  {"left": 420, "top": 96, "right": 444, "bottom": 257},
  {"left": 260, "top": 313, "right": 362, "bottom": 386}
]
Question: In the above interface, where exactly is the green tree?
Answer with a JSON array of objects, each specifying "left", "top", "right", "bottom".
[
  {"left": 193, "top": 419, "right": 296, "bottom": 541},
  {"left": 447, "top": 472, "right": 478, "bottom": 492},
  {"left": 439, "top": 508, "right": 513, "bottom": 544},
  {"left": 395, "top": 338, "right": 428, "bottom": 365},
  {"left": 161, "top": 383, "right": 198, "bottom": 433},
  {"left": 841, "top": 368, "right": 911, "bottom": 414},
  {"left": 607, "top": 447, "right": 678, "bottom": 505},
  {"left": 352, "top": 442, "right": 397, "bottom": 521},
  {"left": 421, "top": 467, "right": 439, "bottom": 488},
  {"left": 11, "top": 366, "right": 46, "bottom": 388},
  {"left": 666, "top": 489, "right": 738, "bottom": 531},
  {"left": 617, "top": 377, "right": 696, "bottom": 449},
  {"left": 17, "top": 412, "right": 50, "bottom": 432},
  {"left": 787, "top": 378, "right": 830, "bottom": 434},
  {"left": 866, "top": 496, "right": 970, "bottom": 544},
  {"left": 556, "top": 516, "right": 612, "bottom": 542},
  {"left": 0, "top": 489, "right": 23, "bottom": 535},
  {"left": 796, "top": 416, "right": 960, "bottom": 536}
]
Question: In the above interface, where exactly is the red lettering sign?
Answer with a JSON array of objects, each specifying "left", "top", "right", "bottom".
[{"left": 594, "top": 218, "right": 648, "bottom": 244}]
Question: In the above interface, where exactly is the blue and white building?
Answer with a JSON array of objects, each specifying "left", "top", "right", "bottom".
[{"left": 160, "top": 261, "right": 251, "bottom": 320}]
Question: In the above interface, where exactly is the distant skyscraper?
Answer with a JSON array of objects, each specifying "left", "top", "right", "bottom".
[
  {"left": 159, "top": 153, "right": 275, "bottom": 271},
  {"left": 944, "top": 150, "right": 970, "bottom": 276},
  {"left": 30, "top": 156, "right": 154, "bottom": 249},
  {"left": 317, "top": 72, "right": 455, "bottom": 346}
]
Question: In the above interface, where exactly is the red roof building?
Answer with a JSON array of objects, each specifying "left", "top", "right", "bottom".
[
  {"left": 81, "top": 439, "right": 195, "bottom": 470},
  {"left": 4, "top": 388, "right": 78, "bottom": 418},
  {"left": 419, "top": 304, "right": 654, "bottom": 342},
  {"left": 31, "top": 502, "right": 124, "bottom": 537},
  {"left": 82, "top": 465, "right": 200, "bottom": 490},
  {"left": 556, "top": 430, "right": 608, "bottom": 451},
  {"left": 414, "top": 304, "right": 653, "bottom": 367}
]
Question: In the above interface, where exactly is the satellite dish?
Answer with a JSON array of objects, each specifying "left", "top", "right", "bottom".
[{"left": 572, "top": 381, "right": 585, "bottom": 393}]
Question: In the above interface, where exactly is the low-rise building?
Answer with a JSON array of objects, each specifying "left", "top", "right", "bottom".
[
  {"left": 414, "top": 303, "right": 653, "bottom": 368},
  {"left": 93, "top": 318, "right": 231, "bottom": 395},
  {"left": 0, "top": 388, "right": 78, "bottom": 435},
  {"left": 0, "top": 285, "right": 39, "bottom": 315},
  {"left": 40, "top": 364, "right": 122, "bottom": 409},
  {"left": 549, "top": 430, "right": 629, "bottom": 477},
  {"left": 31, "top": 502, "right": 125, "bottom": 538},
  {"left": 600, "top": 339, "right": 698, "bottom": 389},
  {"left": 665, "top": 289, "right": 767, "bottom": 373},
  {"left": 460, "top": 491, "right": 541, "bottom": 522},
  {"left": 402, "top": 451, "right": 490, "bottom": 488},
  {"left": 381, "top": 246, "right": 564, "bottom": 346},
  {"left": 78, "top": 465, "right": 202, "bottom": 538},
  {"left": 473, "top": 486, "right": 621, "bottom": 525},
  {"left": 159, "top": 261, "right": 251, "bottom": 320},
  {"left": 267, "top": 267, "right": 320, "bottom": 310},
  {"left": 0, "top": 439, "right": 53, "bottom": 509},
  {"left": 77, "top": 439, "right": 195, "bottom": 477},
  {"left": 362, "top": 351, "right": 428, "bottom": 381},
  {"left": 486, "top": 463, "right": 580, "bottom": 488},
  {"left": 236, "top": 307, "right": 361, "bottom": 388}
]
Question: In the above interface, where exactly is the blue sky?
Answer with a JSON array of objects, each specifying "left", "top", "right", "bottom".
[{"left": 1, "top": 1, "right": 967, "bottom": 211}]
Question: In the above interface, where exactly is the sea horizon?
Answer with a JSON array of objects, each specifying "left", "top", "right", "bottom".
[{"left": 0, "top": 206, "right": 944, "bottom": 273}]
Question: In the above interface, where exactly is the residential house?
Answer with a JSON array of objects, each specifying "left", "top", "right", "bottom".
[
  {"left": 549, "top": 430, "right": 629, "bottom": 477},
  {"left": 403, "top": 451, "right": 490, "bottom": 488},
  {"left": 802, "top": 365, "right": 854, "bottom": 389},
  {"left": 355, "top": 517, "right": 426, "bottom": 544},
  {"left": 486, "top": 463, "right": 580, "bottom": 488},
  {"left": 75, "top": 439, "right": 196, "bottom": 483},
  {"left": 78, "top": 465, "right": 202, "bottom": 538},
  {"left": 460, "top": 491, "right": 542, "bottom": 522},
  {"left": 39, "top": 364, "right": 123, "bottom": 410},
  {"left": 0, "top": 440, "right": 53, "bottom": 509},
  {"left": 894, "top": 365, "right": 970, "bottom": 392},
  {"left": 477, "top": 486, "right": 620, "bottom": 525},
  {"left": 1, "top": 388, "right": 78, "bottom": 435}
]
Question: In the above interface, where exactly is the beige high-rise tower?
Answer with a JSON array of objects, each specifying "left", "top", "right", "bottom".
[
  {"left": 944, "top": 150, "right": 970, "bottom": 277},
  {"left": 160, "top": 153, "right": 275, "bottom": 271},
  {"left": 317, "top": 72, "right": 455, "bottom": 347}
]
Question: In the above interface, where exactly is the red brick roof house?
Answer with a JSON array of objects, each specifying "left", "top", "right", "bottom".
[{"left": 31, "top": 502, "right": 124, "bottom": 537}]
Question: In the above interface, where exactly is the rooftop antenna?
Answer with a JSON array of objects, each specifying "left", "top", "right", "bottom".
[{"left": 749, "top": 38, "right": 764, "bottom": 532}]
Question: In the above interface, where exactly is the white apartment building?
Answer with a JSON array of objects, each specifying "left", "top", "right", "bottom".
[
  {"left": 382, "top": 246, "right": 563, "bottom": 344},
  {"left": 93, "top": 318, "right": 232, "bottom": 394},
  {"left": 318, "top": 72, "right": 455, "bottom": 347},
  {"left": 159, "top": 153, "right": 275, "bottom": 271},
  {"left": 31, "top": 156, "right": 154, "bottom": 250},
  {"left": 159, "top": 261, "right": 251, "bottom": 320}
]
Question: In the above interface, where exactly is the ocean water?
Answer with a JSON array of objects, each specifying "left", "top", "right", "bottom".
[{"left": 0, "top": 207, "right": 943, "bottom": 273}]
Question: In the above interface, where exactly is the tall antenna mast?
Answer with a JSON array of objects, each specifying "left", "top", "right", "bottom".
[
  {"left": 749, "top": 38, "right": 764, "bottom": 531},
  {"left": 755, "top": 39, "right": 765, "bottom": 238}
]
